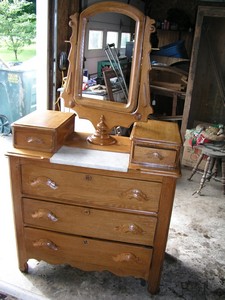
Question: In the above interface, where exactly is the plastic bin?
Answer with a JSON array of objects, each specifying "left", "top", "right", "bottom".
[
  {"left": 152, "top": 40, "right": 188, "bottom": 59},
  {"left": 0, "top": 67, "right": 36, "bottom": 125}
]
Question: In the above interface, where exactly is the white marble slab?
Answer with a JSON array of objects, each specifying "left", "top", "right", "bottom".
[{"left": 50, "top": 146, "right": 130, "bottom": 172}]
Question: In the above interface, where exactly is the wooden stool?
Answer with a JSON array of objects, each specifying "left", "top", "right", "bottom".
[{"left": 188, "top": 145, "right": 225, "bottom": 195}]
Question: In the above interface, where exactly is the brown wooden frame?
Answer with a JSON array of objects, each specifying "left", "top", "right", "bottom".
[
  {"left": 181, "top": 5, "right": 225, "bottom": 139},
  {"left": 62, "top": 2, "right": 155, "bottom": 142}
]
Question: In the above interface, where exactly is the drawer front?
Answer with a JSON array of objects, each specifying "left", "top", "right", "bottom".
[
  {"left": 21, "top": 165, "right": 161, "bottom": 212},
  {"left": 14, "top": 129, "right": 54, "bottom": 152},
  {"left": 23, "top": 198, "right": 157, "bottom": 246},
  {"left": 133, "top": 145, "right": 177, "bottom": 168},
  {"left": 24, "top": 227, "right": 152, "bottom": 279}
]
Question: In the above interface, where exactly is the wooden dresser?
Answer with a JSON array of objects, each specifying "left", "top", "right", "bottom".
[{"left": 8, "top": 111, "right": 181, "bottom": 295}]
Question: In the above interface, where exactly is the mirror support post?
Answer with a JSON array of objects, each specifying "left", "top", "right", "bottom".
[
  {"left": 87, "top": 115, "right": 116, "bottom": 146},
  {"left": 62, "top": 12, "right": 79, "bottom": 106}
]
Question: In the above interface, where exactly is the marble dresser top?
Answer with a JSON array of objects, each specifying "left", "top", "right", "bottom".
[{"left": 50, "top": 146, "right": 130, "bottom": 172}]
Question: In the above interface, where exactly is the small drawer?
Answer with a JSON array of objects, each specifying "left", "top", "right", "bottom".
[
  {"left": 14, "top": 128, "right": 55, "bottom": 152},
  {"left": 23, "top": 198, "right": 157, "bottom": 246},
  {"left": 21, "top": 164, "right": 162, "bottom": 213},
  {"left": 24, "top": 227, "right": 152, "bottom": 279},
  {"left": 13, "top": 110, "right": 75, "bottom": 153},
  {"left": 132, "top": 145, "right": 177, "bottom": 168},
  {"left": 130, "top": 120, "right": 181, "bottom": 170}
]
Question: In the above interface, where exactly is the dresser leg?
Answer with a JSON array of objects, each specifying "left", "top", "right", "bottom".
[
  {"left": 147, "top": 283, "right": 160, "bottom": 295},
  {"left": 19, "top": 261, "right": 29, "bottom": 273}
]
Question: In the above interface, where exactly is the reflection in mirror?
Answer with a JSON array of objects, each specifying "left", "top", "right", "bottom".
[{"left": 82, "top": 12, "right": 135, "bottom": 104}]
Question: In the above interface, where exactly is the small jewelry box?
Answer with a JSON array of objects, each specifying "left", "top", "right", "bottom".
[{"left": 12, "top": 110, "right": 75, "bottom": 153}]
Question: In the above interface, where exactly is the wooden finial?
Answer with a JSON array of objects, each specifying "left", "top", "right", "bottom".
[{"left": 87, "top": 115, "right": 116, "bottom": 145}]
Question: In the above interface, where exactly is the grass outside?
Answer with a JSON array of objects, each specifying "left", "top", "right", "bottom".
[{"left": 0, "top": 44, "right": 36, "bottom": 63}]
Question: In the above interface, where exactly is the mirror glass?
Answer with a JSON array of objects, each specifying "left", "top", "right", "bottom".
[
  {"left": 82, "top": 12, "right": 135, "bottom": 104},
  {"left": 73, "top": 5, "right": 145, "bottom": 114}
]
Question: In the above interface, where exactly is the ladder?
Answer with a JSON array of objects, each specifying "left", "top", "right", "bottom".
[{"left": 104, "top": 43, "right": 128, "bottom": 101}]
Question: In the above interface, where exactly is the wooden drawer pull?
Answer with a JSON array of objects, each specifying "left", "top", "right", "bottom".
[
  {"left": 113, "top": 252, "right": 142, "bottom": 264},
  {"left": 33, "top": 239, "right": 58, "bottom": 251},
  {"left": 122, "top": 188, "right": 148, "bottom": 202},
  {"left": 82, "top": 208, "right": 91, "bottom": 215},
  {"left": 85, "top": 175, "right": 92, "bottom": 181},
  {"left": 26, "top": 136, "right": 43, "bottom": 144},
  {"left": 149, "top": 151, "right": 164, "bottom": 160},
  {"left": 30, "top": 176, "right": 58, "bottom": 190},
  {"left": 147, "top": 152, "right": 164, "bottom": 160},
  {"left": 31, "top": 208, "right": 58, "bottom": 222},
  {"left": 115, "top": 223, "right": 145, "bottom": 235}
]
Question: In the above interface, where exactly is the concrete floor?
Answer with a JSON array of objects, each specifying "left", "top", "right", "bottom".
[{"left": 0, "top": 135, "right": 225, "bottom": 300}]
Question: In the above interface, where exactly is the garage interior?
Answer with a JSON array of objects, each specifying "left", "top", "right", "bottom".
[{"left": 0, "top": 0, "right": 225, "bottom": 299}]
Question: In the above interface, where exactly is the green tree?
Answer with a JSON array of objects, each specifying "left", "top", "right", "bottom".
[{"left": 0, "top": 0, "right": 36, "bottom": 61}]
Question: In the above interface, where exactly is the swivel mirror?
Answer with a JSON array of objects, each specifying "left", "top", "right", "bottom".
[{"left": 62, "top": 1, "right": 155, "bottom": 145}]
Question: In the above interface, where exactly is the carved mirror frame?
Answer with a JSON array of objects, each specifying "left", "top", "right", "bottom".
[{"left": 62, "top": 1, "right": 155, "bottom": 145}]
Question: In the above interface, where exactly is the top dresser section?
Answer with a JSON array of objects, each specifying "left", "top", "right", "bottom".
[
  {"left": 12, "top": 110, "right": 75, "bottom": 153},
  {"left": 130, "top": 120, "right": 182, "bottom": 170}
]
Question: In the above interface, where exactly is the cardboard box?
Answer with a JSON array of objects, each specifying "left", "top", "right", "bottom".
[{"left": 181, "top": 142, "right": 207, "bottom": 171}]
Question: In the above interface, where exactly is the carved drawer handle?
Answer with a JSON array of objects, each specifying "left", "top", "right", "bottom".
[
  {"left": 115, "top": 223, "right": 145, "bottom": 235},
  {"left": 113, "top": 252, "right": 142, "bottom": 264},
  {"left": 85, "top": 175, "right": 92, "bottom": 181},
  {"left": 26, "top": 136, "right": 43, "bottom": 144},
  {"left": 82, "top": 208, "right": 90, "bottom": 215},
  {"left": 30, "top": 176, "right": 58, "bottom": 190},
  {"left": 33, "top": 239, "right": 58, "bottom": 251},
  {"left": 122, "top": 188, "right": 148, "bottom": 202},
  {"left": 149, "top": 151, "right": 164, "bottom": 160},
  {"left": 32, "top": 208, "right": 58, "bottom": 222}
]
